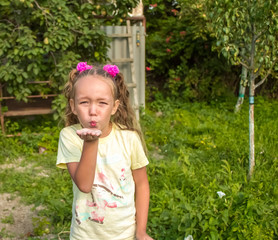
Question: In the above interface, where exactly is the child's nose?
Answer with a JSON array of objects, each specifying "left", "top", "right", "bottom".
[{"left": 89, "top": 104, "right": 97, "bottom": 115}]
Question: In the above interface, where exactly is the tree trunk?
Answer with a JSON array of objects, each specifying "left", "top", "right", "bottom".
[
  {"left": 248, "top": 80, "right": 255, "bottom": 179},
  {"left": 248, "top": 25, "right": 256, "bottom": 179},
  {"left": 235, "top": 66, "right": 247, "bottom": 113}
]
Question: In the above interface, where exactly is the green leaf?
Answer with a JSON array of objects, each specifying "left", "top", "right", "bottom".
[
  {"left": 27, "top": 64, "right": 32, "bottom": 72},
  {"left": 0, "top": 1, "right": 10, "bottom": 6},
  {"left": 94, "top": 51, "right": 99, "bottom": 58},
  {"left": 22, "top": 72, "right": 28, "bottom": 79},
  {"left": 265, "top": 45, "right": 270, "bottom": 51},
  {"left": 210, "top": 231, "right": 218, "bottom": 240},
  {"left": 4, "top": 74, "right": 10, "bottom": 81},
  {"left": 17, "top": 76, "right": 23, "bottom": 83},
  {"left": 33, "top": 68, "right": 39, "bottom": 75},
  {"left": 7, "top": 86, "right": 13, "bottom": 93},
  {"left": 223, "top": 35, "right": 229, "bottom": 42}
]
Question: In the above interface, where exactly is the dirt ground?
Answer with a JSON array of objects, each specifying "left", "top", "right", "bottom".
[
  {"left": 0, "top": 158, "right": 58, "bottom": 240},
  {"left": 0, "top": 192, "right": 62, "bottom": 240},
  {"left": 0, "top": 193, "right": 37, "bottom": 239}
]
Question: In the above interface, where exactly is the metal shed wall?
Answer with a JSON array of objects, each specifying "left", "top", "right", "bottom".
[{"left": 102, "top": 25, "right": 146, "bottom": 108}]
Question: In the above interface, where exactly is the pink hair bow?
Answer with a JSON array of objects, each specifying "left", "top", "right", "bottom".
[
  {"left": 103, "top": 64, "right": 119, "bottom": 78},
  {"left": 76, "top": 62, "right": 93, "bottom": 72}
]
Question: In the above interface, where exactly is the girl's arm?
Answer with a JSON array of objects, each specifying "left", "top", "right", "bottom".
[
  {"left": 67, "top": 129, "right": 100, "bottom": 193},
  {"left": 132, "top": 166, "right": 153, "bottom": 240}
]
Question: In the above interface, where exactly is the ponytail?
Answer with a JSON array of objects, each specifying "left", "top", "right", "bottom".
[
  {"left": 113, "top": 73, "right": 147, "bottom": 154},
  {"left": 64, "top": 69, "right": 79, "bottom": 126}
]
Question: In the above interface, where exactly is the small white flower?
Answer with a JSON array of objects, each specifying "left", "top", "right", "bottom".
[
  {"left": 184, "top": 235, "right": 193, "bottom": 240},
  {"left": 217, "top": 191, "right": 226, "bottom": 198}
]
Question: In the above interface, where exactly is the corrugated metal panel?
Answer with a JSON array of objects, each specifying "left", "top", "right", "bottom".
[{"left": 102, "top": 25, "right": 145, "bottom": 108}]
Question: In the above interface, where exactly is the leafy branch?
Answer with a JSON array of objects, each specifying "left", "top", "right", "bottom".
[{"left": 255, "top": 58, "right": 278, "bottom": 89}]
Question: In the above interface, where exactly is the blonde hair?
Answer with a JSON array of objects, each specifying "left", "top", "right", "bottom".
[{"left": 63, "top": 64, "right": 147, "bottom": 153}]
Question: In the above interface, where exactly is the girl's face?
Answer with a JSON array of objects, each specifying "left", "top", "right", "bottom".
[{"left": 70, "top": 75, "right": 119, "bottom": 137}]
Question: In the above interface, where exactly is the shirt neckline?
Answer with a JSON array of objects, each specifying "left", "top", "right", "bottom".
[{"left": 99, "top": 123, "right": 115, "bottom": 144}]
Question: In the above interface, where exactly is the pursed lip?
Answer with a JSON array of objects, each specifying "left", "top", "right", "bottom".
[{"left": 90, "top": 121, "right": 97, "bottom": 127}]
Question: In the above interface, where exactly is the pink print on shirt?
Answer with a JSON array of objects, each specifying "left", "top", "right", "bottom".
[{"left": 75, "top": 168, "right": 130, "bottom": 225}]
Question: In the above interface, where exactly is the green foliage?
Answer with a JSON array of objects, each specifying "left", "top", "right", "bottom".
[
  {"left": 204, "top": 0, "right": 278, "bottom": 178},
  {"left": 1, "top": 214, "right": 14, "bottom": 224},
  {"left": 0, "top": 228, "right": 14, "bottom": 239},
  {"left": 32, "top": 217, "right": 51, "bottom": 236},
  {"left": 141, "top": 97, "right": 278, "bottom": 239},
  {"left": 37, "top": 126, "right": 61, "bottom": 153},
  {"left": 52, "top": 94, "right": 67, "bottom": 121},
  {"left": 144, "top": 0, "right": 238, "bottom": 101},
  {"left": 144, "top": 0, "right": 278, "bottom": 100},
  {"left": 0, "top": 115, "right": 61, "bottom": 161},
  {"left": 0, "top": 97, "right": 277, "bottom": 238},
  {"left": 206, "top": 0, "right": 278, "bottom": 82}
]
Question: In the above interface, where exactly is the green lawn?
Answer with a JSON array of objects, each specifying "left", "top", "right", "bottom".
[{"left": 0, "top": 96, "right": 277, "bottom": 239}]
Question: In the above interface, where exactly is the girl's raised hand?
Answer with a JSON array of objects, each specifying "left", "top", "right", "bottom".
[{"left": 76, "top": 128, "right": 102, "bottom": 142}]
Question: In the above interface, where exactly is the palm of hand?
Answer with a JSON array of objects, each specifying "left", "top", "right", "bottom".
[{"left": 76, "top": 128, "right": 102, "bottom": 142}]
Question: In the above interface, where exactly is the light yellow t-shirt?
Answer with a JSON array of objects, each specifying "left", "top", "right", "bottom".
[{"left": 57, "top": 123, "right": 149, "bottom": 240}]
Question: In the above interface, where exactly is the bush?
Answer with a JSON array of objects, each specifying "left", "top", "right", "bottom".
[{"left": 144, "top": 0, "right": 239, "bottom": 101}]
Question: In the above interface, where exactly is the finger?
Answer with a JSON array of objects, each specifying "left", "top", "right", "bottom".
[
  {"left": 85, "top": 129, "right": 102, "bottom": 136},
  {"left": 91, "top": 129, "right": 102, "bottom": 136},
  {"left": 76, "top": 128, "right": 102, "bottom": 140},
  {"left": 76, "top": 129, "right": 87, "bottom": 137}
]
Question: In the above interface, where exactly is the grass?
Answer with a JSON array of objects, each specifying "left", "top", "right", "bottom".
[
  {"left": 142, "top": 96, "right": 278, "bottom": 239},
  {"left": 0, "top": 96, "right": 277, "bottom": 239},
  {"left": 1, "top": 214, "right": 14, "bottom": 224}
]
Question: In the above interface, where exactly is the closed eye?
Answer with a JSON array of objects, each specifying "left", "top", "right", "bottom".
[
  {"left": 80, "top": 101, "right": 89, "bottom": 104},
  {"left": 100, "top": 102, "right": 108, "bottom": 105}
]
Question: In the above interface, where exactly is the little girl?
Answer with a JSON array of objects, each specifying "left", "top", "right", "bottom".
[{"left": 56, "top": 62, "right": 153, "bottom": 240}]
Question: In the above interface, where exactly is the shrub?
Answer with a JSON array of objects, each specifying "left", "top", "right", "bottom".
[{"left": 143, "top": 0, "right": 239, "bottom": 101}]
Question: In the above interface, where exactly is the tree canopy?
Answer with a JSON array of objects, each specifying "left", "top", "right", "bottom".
[
  {"left": 144, "top": 0, "right": 278, "bottom": 101},
  {"left": 0, "top": 0, "right": 139, "bottom": 101}
]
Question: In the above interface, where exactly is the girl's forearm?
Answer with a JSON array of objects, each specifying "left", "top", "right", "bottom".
[
  {"left": 134, "top": 168, "right": 150, "bottom": 236},
  {"left": 135, "top": 183, "right": 150, "bottom": 234},
  {"left": 73, "top": 140, "right": 98, "bottom": 193}
]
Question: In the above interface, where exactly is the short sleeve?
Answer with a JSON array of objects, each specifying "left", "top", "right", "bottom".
[
  {"left": 130, "top": 132, "right": 149, "bottom": 170},
  {"left": 56, "top": 126, "right": 83, "bottom": 169}
]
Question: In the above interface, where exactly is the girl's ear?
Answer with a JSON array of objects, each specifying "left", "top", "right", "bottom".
[
  {"left": 112, "top": 99, "right": 120, "bottom": 115},
  {"left": 70, "top": 99, "right": 77, "bottom": 115}
]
